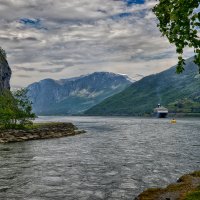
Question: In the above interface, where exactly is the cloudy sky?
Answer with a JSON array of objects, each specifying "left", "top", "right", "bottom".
[{"left": 0, "top": 0, "right": 194, "bottom": 88}]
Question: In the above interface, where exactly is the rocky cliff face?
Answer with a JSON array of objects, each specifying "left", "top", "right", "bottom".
[{"left": 0, "top": 53, "right": 11, "bottom": 92}]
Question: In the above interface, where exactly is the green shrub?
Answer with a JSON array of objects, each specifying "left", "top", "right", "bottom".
[
  {"left": 0, "top": 89, "right": 35, "bottom": 129},
  {"left": 185, "top": 191, "right": 200, "bottom": 200}
]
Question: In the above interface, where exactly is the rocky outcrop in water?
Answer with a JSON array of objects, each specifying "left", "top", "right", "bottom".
[
  {"left": 0, "top": 51, "right": 11, "bottom": 92},
  {"left": 135, "top": 171, "right": 200, "bottom": 200},
  {"left": 0, "top": 123, "right": 85, "bottom": 143}
]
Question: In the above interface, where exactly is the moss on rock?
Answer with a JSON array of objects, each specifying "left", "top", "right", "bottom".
[{"left": 135, "top": 171, "right": 200, "bottom": 200}]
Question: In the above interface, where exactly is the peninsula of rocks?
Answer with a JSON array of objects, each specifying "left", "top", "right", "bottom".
[{"left": 0, "top": 122, "right": 85, "bottom": 143}]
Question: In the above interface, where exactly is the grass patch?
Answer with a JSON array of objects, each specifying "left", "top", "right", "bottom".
[
  {"left": 0, "top": 123, "right": 37, "bottom": 130},
  {"left": 185, "top": 191, "right": 200, "bottom": 200},
  {"left": 0, "top": 122, "right": 71, "bottom": 131},
  {"left": 191, "top": 171, "right": 200, "bottom": 177},
  {"left": 136, "top": 188, "right": 163, "bottom": 200},
  {"left": 166, "top": 183, "right": 185, "bottom": 192}
]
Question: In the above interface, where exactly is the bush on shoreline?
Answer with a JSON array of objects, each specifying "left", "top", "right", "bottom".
[{"left": 0, "top": 89, "right": 35, "bottom": 129}]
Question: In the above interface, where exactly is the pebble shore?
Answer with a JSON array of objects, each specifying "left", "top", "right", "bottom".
[{"left": 0, "top": 123, "right": 85, "bottom": 143}]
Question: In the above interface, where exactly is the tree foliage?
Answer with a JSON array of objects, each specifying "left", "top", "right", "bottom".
[
  {"left": 13, "top": 88, "right": 36, "bottom": 126},
  {"left": 0, "top": 90, "right": 18, "bottom": 128},
  {"left": 0, "top": 89, "right": 35, "bottom": 129},
  {"left": 153, "top": 0, "right": 200, "bottom": 73}
]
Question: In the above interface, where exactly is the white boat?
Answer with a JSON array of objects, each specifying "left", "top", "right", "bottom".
[{"left": 154, "top": 104, "right": 168, "bottom": 118}]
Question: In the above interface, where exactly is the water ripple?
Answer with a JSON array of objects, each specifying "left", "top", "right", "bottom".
[{"left": 0, "top": 116, "right": 199, "bottom": 200}]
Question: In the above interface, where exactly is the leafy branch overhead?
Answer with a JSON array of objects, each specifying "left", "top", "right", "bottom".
[{"left": 153, "top": 0, "right": 200, "bottom": 73}]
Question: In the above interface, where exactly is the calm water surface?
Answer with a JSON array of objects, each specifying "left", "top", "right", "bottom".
[{"left": 0, "top": 116, "right": 199, "bottom": 200}]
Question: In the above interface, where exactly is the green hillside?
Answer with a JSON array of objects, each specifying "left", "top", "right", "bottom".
[{"left": 85, "top": 57, "right": 200, "bottom": 116}]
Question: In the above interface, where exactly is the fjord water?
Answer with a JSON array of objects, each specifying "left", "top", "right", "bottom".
[{"left": 0, "top": 117, "right": 199, "bottom": 200}]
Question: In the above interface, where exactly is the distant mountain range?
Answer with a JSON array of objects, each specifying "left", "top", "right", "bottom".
[
  {"left": 27, "top": 72, "right": 133, "bottom": 115},
  {"left": 85, "top": 57, "right": 200, "bottom": 116}
]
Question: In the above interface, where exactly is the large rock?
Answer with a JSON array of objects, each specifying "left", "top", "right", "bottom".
[{"left": 0, "top": 52, "right": 11, "bottom": 92}]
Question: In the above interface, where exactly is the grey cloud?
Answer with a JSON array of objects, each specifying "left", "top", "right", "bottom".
[
  {"left": 16, "top": 74, "right": 31, "bottom": 78},
  {"left": 0, "top": 0, "right": 194, "bottom": 88},
  {"left": 14, "top": 66, "right": 66, "bottom": 73}
]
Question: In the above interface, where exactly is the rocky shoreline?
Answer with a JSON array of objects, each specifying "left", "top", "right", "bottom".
[
  {"left": 0, "top": 122, "right": 85, "bottom": 143},
  {"left": 135, "top": 171, "right": 200, "bottom": 200}
]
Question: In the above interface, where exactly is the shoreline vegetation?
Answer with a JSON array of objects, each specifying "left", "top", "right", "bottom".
[
  {"left": 0, "top": 122, "right": 85, "bottom": 144},
  {"left": 135, "top": 171, "right": 200, "bottom": 200}
]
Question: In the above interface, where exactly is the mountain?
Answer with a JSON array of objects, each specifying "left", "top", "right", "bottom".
[
  {"left": 27, "top": 72, "right": 133, "bottom": 115},
  {"left": 85, "top": 57, "right": 200, "bottom": 116},
  {"left": 0, "top": 51, "right": 11, "bottom": 92}
]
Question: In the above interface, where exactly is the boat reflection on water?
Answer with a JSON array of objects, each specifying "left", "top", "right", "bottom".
[{"left": 154, "top": 104, "right": 168, "bottom": 118}]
